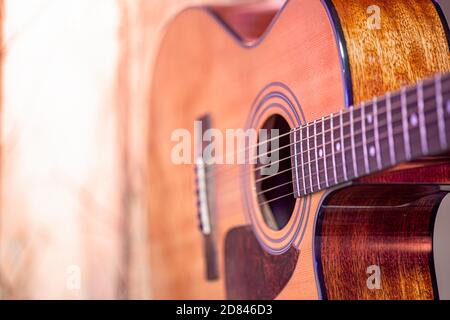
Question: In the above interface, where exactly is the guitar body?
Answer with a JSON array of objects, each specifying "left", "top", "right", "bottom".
[{"left": 149, "top": 0, "right": 450, "bottom": 299}]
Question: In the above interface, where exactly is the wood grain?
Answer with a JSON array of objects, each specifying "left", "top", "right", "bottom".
[
  {"left": 316, "top": 184, "right": 445, "bottom": 300},
  {"left": 314, "top": 0, "right": 450, "bottom": 300},
  {"left": 359, "top": 160, "right": 450, "bottom": 184},
  {"left": 331, "top": 0, "right": 450, "bottom": 104}
]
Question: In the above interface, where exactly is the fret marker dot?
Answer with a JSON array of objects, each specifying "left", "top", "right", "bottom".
[
  {"left": 336, "top": 142, "right": 341, "bottom": 152},
  {"left": 410, "top": 113, "right": 418, "bottom": 127},
  {"left": 369, "top": 146, "right": 376, "bottom": 157},
  {"left": 319, "top": 148, "right": 323, "bottom": 158},
  {"left": 367, "top": 114, "right": 373, "bottom": 124}
]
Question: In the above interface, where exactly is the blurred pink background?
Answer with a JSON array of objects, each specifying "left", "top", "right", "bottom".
[{"left": 0, "top": 0, "right": 279, "bottom": 300}]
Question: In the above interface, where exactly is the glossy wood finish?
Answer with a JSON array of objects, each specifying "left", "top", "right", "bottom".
[
  {"left": 359, "top": 160, "right": 450, "bottom": 184},
  {"left": 149, "top": 0, "right": 450, "bottom": 299},
  {"left": 315, "top": 0, "right": 450, "bottom": 300},
  {"left": 331, "top": 0, "right": 450, "bottom": 105},
  {"left": 320, "top": 1, "right": 450, "bottom": 298},
  {"left": 316, "top": 185, "right": 446, "bottom": 300}
]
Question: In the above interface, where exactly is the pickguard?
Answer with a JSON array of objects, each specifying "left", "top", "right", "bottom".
[{"left": 224, "top": 226, "right": 299, "bottom": 300}]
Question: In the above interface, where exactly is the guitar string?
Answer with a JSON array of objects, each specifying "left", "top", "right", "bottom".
[
  {"left": 212, "top": 75, "right": 447, "bottom": 167},
  {"left": 216, "top": 109, "right": 447, "bottom": 206},
  {"left": 257, "top": 128, "right": 446, "bottom": 206},
  {"left": 215, "top": 96, "right": 449, "bottom": 197},
  {"left": 224, "top": 78, "right": 447, "bottom": 171},
  {"left": 253, "top": 90, "right": 446, "bottom": 172},
  {"left": 206, "top": 75, "right": 449, "bottom": 179},
  {"left": 212, "top": 78, "right": 443, "bottom": 171},
  {"left": 255, "top": 108, "right": 443, "bottom": 187},
  {"left": 256, "top": 111, "right": 445, "bottom": 196},
  {"left": 217, "top": 107, "right": 447, "bottom": 201},
  {"left": 209, "top": 86, "right": 450, "bottom": 189}
]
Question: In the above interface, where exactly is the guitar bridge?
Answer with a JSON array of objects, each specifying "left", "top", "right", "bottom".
[{"left": 194, "top": 114, "right": 219, "bottom": 281}]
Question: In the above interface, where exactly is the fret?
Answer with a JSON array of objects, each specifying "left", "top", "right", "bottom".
[
  {"left": 401, "top": 87, "right": 412, "bottom": 160},
  {"left": 323, "top": 117, "right": 334, "bottom": 186},
  {"left": 363, "top": 101, "right": 379, "bottom": 172},
  {"left": 321, "top": 118, "right": 329, "bottom": 187},
  {"left": 361, "top": 102, "right": 369, "bottom": 173},
  {"left": 386, "top": 92, "right": 396, "bottom": 165},
  {"left": 417, "top": 81, "right": 429, "bottom": 155},
  {"left": 299, "top": 126, "right": 310, "bottom": 194},
  {"left": 373, "top": 97, "right": 382, "bottom": 169},
  {"left": 291, "top": 129, "right": 301, "bottom": 196},
  {"left": 422, "top": 78, "right": 441, "bottom": 155},
  {"left": 385, "top": 92, "right": 406, "bottom": 163},
  {"left": 307, "top": 124, "right": 316, "bottom": 192},
  {"left": 372, "top": 96, "right": 389, "bottom": 170},
  {"left": 329, "top": 115, "right": 338, "bottom": 184},
  {"left": 339, "top": 110, "right": 349, "bottom": 181},
  {"left": 436, "top": 73, "right": 448, "bottom": 150},
  {"left": 404, "top": 86, "right": 423, "bottom": 158},
  {"left": 314, "top": 120, "right": 321, "bottom": 190},
  {"left": 342, "top": 110, "right": 355, "bottom": 179},
  {"left": 352, "top": 107, "right": 366, "bottom": 175},
  {"left": 300, "top": 126, "right": 311, "bottom": 194},
  {"left": 349, "top": 107, "right": 358, "bottom": 177},
  {"left": 299, "top": 128, "right": 307, "bottom": 195}
]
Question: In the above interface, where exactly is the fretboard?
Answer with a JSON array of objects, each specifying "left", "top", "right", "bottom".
[{"left": 290, "top": 73, "right": 450, "bottom": 198}]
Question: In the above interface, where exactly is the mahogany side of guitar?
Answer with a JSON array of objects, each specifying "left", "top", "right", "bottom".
[{"left": 149, "top": 0, "right": 450, "bottom": 299}]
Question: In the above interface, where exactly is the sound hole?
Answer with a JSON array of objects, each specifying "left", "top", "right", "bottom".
[{"left": 255, "top": 115, "right": 295, "bottom": 231}]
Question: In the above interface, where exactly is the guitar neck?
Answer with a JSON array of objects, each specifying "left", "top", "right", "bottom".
[{"left": 290, "top": 73, "right": 450, "bottom": 198}]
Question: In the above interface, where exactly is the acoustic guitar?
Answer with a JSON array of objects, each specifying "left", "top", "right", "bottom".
[{"left": 149, "top": 0, "right": 450, "bottom": 300}]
